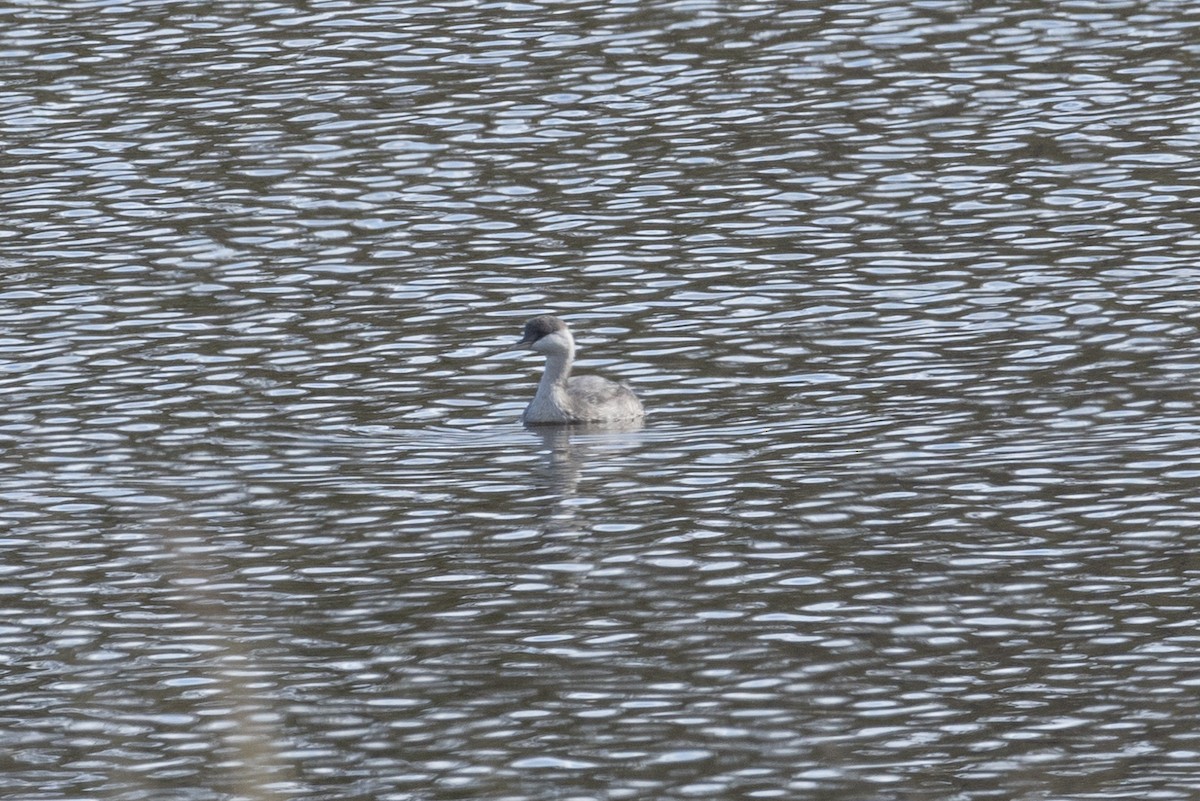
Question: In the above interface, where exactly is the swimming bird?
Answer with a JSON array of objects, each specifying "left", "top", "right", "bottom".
[{"left": 518, "top": 315, "right": 644, "bottom": 425}]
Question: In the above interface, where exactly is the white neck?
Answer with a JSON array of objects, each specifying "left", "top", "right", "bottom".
[
  {"left": 525, "top": 337, "right": 576, "bottom": 423},
  {"left": 536, "top": 343, "right": 574, "bottom": 396}
]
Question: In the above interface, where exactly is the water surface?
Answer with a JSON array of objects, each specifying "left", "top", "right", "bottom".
[{"left": 2, "top": 1, "right": 1200, "bottom": 799}]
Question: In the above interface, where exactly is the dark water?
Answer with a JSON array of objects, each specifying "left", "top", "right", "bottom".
[{"left": 3, "top": 1, "right": 1200, "bottom": 799}]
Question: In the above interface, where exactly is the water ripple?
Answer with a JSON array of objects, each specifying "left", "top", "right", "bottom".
[{"left": 3, "top": 1, "right": 1200, "bottom": 799}]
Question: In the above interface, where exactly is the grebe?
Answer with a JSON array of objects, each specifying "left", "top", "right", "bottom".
[{"left": 518, "top": 315, "right": 644, "bottom": 425}]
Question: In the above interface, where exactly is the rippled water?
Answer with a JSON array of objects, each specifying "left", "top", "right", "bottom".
[{"left": 3, "top": 1, "right": 1200, "bottom": 799}]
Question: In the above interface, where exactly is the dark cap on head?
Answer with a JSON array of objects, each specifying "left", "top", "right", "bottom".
[{"left": 519, "top": 315, "right": 567, "bottom": 345}]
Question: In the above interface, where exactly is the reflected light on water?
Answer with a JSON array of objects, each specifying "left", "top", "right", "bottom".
[{"left": 2, "top": 0, "right": 1200, "bottom": 799}]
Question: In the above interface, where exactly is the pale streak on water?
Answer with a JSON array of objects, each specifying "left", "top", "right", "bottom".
[{"left": 1, "top": 0, "right": 1200, "bottom": 799}]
